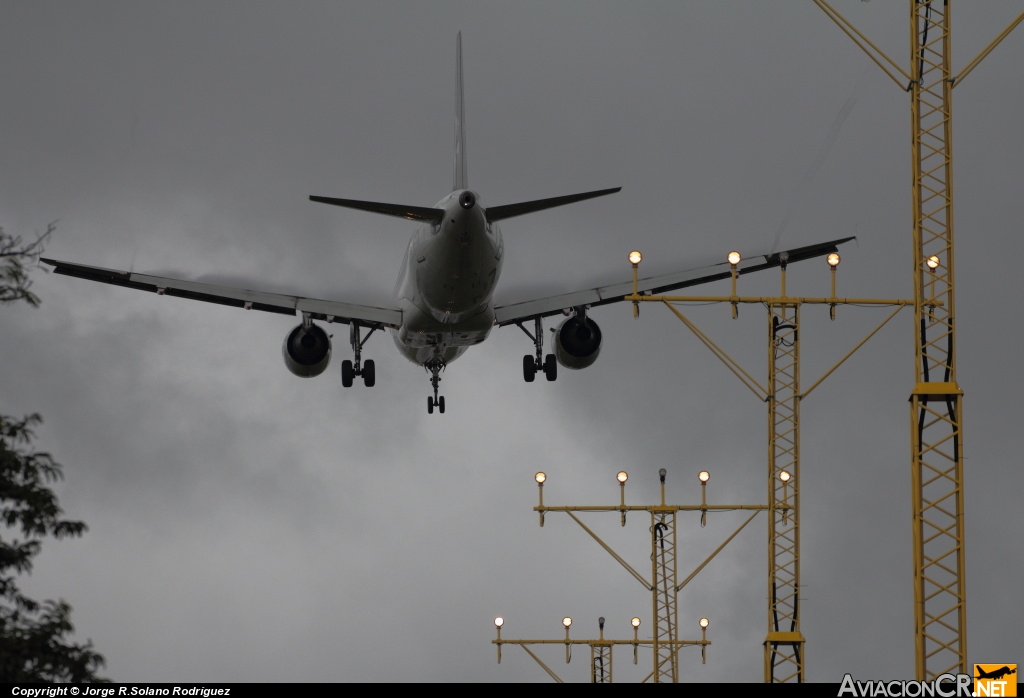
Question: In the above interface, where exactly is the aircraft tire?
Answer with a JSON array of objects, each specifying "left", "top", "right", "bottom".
[
  {"left": 363, "top": 359, "right": 376, "bottom": 387},
  {"left": 523, "top": 355, "right": 536, "bottom": 382},
  {"left": 428, "top": 397, "right": 434, "bottom": 414},
  {"left": 544, "top": 354, "right": 557, "bottom": 381},
  {"left": 439, "top": 396, "right": 445, "bottom": 414},
  {"left": 342, "top": 360, "right": 354, "bottom": 388}
]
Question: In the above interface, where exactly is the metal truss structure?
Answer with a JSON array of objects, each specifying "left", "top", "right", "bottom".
[
  {"left": 493, "top": 471, "right": 745, "bottom": 682},
  {"left": 627, "top": 253, "right": 910, "bottom": 681},
  {"left": 814, "top": 0, "right": 1022, "bottom": 678}
]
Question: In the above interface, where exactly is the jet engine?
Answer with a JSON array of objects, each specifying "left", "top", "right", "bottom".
[
  {"left": 282, "top": 323, "right": 331, "bottom": 378},
  {"left": 553, "top": 315, "right": 602, "bottom": 370}
]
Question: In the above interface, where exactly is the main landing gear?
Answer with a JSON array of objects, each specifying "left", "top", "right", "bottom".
[
  {"left": 341, "top": 322, "right": 377, "bottom": 388},
  {"left": 517, "top": 317, "right": 557, "bottom": 383},
  {"left": 426, "top": 358, "right": 446, "bottom": 414}
]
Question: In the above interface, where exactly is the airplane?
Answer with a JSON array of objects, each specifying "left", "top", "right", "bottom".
[{"left": 43, "top": 34, "right": 853, "bottom": 414}]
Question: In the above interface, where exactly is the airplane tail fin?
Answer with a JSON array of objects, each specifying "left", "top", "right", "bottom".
[
  {"left": 311, "top": 34, "right": 620, "bottom": 223},
  {"left": 454, "top": 32, "right": 468, "bottom": 191}
]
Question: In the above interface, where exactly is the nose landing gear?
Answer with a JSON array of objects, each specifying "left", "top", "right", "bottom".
[{"left": 426, "top": 358, "right": 446, "bottom": 414}]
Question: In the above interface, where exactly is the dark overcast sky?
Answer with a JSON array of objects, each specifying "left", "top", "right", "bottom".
[{"left": 1, "top": 1, "right": 1021, "bottom": 683}]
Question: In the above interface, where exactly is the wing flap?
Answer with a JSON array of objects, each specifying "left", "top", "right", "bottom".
[
  {"left": 493, "top": 236, "right": 855, "bottom": 326},
  {"left": 43, "top": 258, "right": 403, "bottom": 328}
]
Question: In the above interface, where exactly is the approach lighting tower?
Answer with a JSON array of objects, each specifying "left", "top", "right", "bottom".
[
  {"left": 626, "top": 247, "right": 911, "bottom": 681},
  {"left": 494, "top": 469, "right": 762, "bottom": 682},
  {"left": 814, "top": 0, "right": 1023, "bottom": 678}
]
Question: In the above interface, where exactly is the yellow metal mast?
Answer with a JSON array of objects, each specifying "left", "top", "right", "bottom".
[
  {"left": 813, "top": 0, "right": 1022, "bottom": 678},
  {"left": 494, "top": 470, "right": 751, "bottom": 682},
  {"left": 627, "top": 248, "right": 911, "bottom": 682},
  {"left": 765, "top": 295, "right": 803, "bottom": 682},
  {"left": 908, "top": 2, "right": 966, "bottom": 679}
]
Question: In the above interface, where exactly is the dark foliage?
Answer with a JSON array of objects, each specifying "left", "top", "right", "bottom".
[
  {"left": 0, "top": 222, "right": 53, "bottom": 307},
  {"left": 1, "top": 225, "right": 108, "bottom": 681}
]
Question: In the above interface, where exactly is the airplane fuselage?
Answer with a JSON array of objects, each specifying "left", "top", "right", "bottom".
[{"left": 391, "top": 189, "right": 503, "bottom": 366}]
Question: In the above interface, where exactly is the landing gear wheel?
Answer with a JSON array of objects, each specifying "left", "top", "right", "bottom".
[
  {"left": 544, "top": 354, "right": 557, "bottom": 382},
  {"left": 426, "top": 357, "right": 445, "bottom": 414},
  {"left": 363, "top": 359, "right": 376, "bottom": 387},
  {"left": 341, "top": 360, "right": 354, "bottom": 388},
  {"left": 523, "top": 354, "right": 536, "bottom": 382}
]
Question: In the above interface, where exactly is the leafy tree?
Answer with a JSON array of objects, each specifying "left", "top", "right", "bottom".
[
  {"left": 0, "top": 224, "right": 108, "bottom": 681},
  {"left": 0, "top": 222, "right": 52, "bottom": 307}
]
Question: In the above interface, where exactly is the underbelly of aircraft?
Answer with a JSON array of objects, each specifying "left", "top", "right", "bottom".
[{"left": 391, "top": 299, "right": 494, "bottom": 366}]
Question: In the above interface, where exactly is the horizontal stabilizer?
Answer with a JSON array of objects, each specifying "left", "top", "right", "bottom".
[
  {"left": 485, "top": 187, "right": 621, "bottom": 223},
  {"left": 310, "top": 195, "right": 445, "bottom": 223}
]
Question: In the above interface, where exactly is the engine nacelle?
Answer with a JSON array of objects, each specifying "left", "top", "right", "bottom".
[
  {"left": 553, "top": 315, "right": 602, "bottom": 370},
  {"left": 282, "top": 323, "right": 331, "bottom": 378}
]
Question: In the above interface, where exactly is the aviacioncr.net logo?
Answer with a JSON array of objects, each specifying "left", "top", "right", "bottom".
[
  {"left": 838, "top": 673, "right": 973, "bottom": 697},
  {"left": 974, "top": 664, "right": 1017, "bottom": 697}
]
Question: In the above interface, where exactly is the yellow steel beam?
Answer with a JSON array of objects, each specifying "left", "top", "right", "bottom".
[
  {"left": 812, "top": 0, "right": 911, "bottom": 89},
  {"left": 953, "top": 12, "right": 1024, "bottom": 86}
]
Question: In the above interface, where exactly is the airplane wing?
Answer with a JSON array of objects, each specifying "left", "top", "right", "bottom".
[
  {"left": 492, "top": 237, "right": 854, "bottom": 326},
  {"left": 40, "top": 258, "right": 403, "bottom": 329}
]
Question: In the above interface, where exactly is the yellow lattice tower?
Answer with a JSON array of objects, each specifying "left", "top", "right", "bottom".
[
  {"left": 813, "top": 0, "right": 1022, "bottom": 677},
  {"left": 651, "top": 507, "right": 679, "bottom": 681},
  {"left": 493, "top": 470, "right": 744, "bottom": 682},
  {"left": 765, "top": 302, "right": 803, "bottom": 682},
  {"left": 626, "top": 247, "right": 911, "bottom": 681},
  {"left": 909, "top": 3, "right": 966, "bottom": 678}
]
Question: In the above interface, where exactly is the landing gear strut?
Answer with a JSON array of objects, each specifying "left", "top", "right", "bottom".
[
  {"left": 426, "top": 358, "right": 446, "bottom": 414},
  {"left": 341, "top": 322, "right": 377, "bottom": 388},
  {"left": 517, "top": 317, "right": 556, "bottom": 382}
]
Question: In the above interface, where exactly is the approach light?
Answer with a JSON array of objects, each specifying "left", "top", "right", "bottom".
[
  {"left": 827, "top": 252, "right": 841, "bottom": 269},
  {"left": 631, "top": 617, "right": 641, "bottom": 628},
  {"left": 494, "top": 617, "right": 504, "bottom": 628},
  {"left": 779, "top": 471, "right": 791, "bottom": 483},
  {"left": 617, "top": 471, "right": 629, "bottom": 484},
  {"left": 698, "top": 470, "right": 710, "bottom": 483},
  {"left": 535, "top": 472, "right": 546, "bottom": 484},
  {"left": 562, "top": 617, "right": 573, "bottom": 628},
  {"left": 727, "top": 251, "right": 741, "bottom": 266},
  {"left": 926, "top": 255, "right": 940, "bottom": 270},
  {"left": 629, "top": 250, "right": 643, "bottom": 266},
  {"left": 699, "top": 617, "right": 710, "bottom": 629}
]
